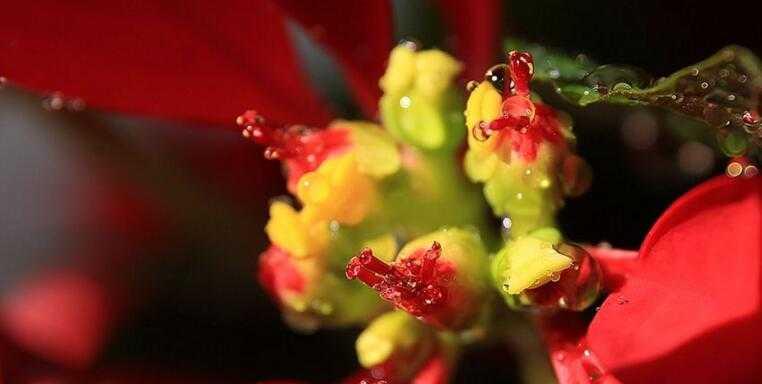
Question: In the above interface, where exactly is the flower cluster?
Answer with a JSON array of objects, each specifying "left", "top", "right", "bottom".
[{"left": 252, "top": 45, "right": 608, "bottom": 382}]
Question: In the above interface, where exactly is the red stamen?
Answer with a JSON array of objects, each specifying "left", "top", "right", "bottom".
[
  {"left": 237, "top": 109, "right": 318, "bottom": 161},
  {"left": 508, "top": 51, "right": 534, "bottom": 97},
  {"left": 238, "top": 110, "right": 351, "bottom": 189},
  {"left": 345, "top": 243, "right": 454, "bottom": 317},
  {"left": 419, "top": 242, "right": 441, "bottom": 281},
  {"left": 358, "top": 248, "right": 395, "bottom": 275}
]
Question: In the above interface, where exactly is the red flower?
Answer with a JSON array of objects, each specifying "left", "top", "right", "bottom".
[
  {"left": 0, "top": 0, "right": 501, "bottom": 129},
  {"left": 541, "top": 175, "right": 762, "bottom": 384},
  {"left": 0, "top": 0, "right": 502, "bottom": 379}
]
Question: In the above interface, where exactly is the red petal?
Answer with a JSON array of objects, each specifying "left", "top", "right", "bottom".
[
  {"left": 586, "top": 176, "right": 762, "bottom": 383},
  {"left": 539, "top": 313, "right": 623, "bottom": 384},
  {"left": 0, "top": 1, "right": 333, "bottom": 126},
  {"left": 584, "top": 246, "right": 638, "bottom": 291},
  {"left": 0, "top": 271, "right": 114, "bottom": 369},
  {"left": 434, "top": 0, "right": 502, "bottom": 80},
  {"left": 275, "top": 0, "right": 393, "bottom": 118}
]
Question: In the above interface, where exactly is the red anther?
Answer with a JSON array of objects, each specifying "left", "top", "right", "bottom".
[
  {"left": 358, "top": 248, "right": 394, "bottom": 275},
  {"left": 345, "top": 242, "right": 454, "bottom": 317},
  {"left": 419, "top": 242, "right": 441, "bottom": 281},
  {"left": 508, "top": 51, "right": 534, "bottom": 97},
  {"left": 487, "top": 114, "right": 531, "bottom": 132},
  {"left": 237, "top": 110, "right": 315, "bottom": 160},
  {"left": 238, "top": 110, "right": 351, "bottom": 190}
]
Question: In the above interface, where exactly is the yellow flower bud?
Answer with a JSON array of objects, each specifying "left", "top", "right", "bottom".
[{"left": 265, "top": 201, "right": 329, "bottom": 258}]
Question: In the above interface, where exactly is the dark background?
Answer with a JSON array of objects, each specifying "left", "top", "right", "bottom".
[{"left": 1, "top": 0, "right": 760, "bottom": 382}]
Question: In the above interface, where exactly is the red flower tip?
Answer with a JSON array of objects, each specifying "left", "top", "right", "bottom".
[
  {"left": 238, "top": 110, "right": 318, "bottom": 161},
  {"left": 258, "top": 246, "right": 306, "bottom": 304},
  {"left": 346, "top": 242, "right": 455, "bottom": 317},
  {"left": 507, "top": 51, "right": 534, "bottom": 97},
  {"left": 473, "top": 51, "right": 566, "bottom": 161},
  {"left": 238, "top": 110, "right": 350, "bottom": 189}
]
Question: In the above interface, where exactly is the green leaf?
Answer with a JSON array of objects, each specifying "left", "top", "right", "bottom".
[{"left": 506, "top": 40, "right": 762, "bottom": 158}]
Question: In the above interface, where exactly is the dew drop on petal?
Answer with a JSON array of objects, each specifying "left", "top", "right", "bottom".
[{"left": 42, "top": 92, "right": 65, "bottom": 111}]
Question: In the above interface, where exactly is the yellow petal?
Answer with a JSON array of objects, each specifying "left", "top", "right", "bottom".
[
  {"left": 414, "top": 49, "right": 462, "bottom": 101},
  {"left": 379, "top": 45, "right": 416, "bottom": 94},
  {"left": 356, "top": 311, "right": 432, "bottom": 368},
  {"left": 265, "top": 202, "right": 328, "bottom": 258},
  {"left": 465, "top": 81, "right": 502, "bottom": 130},
  {"left": 296, "top": 154, "right": 377, "bottom": 225},
  {"left": 503, "top": 236, "right": 572, "bottom": 294}
]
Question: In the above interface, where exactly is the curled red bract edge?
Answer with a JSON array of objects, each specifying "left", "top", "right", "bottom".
[{"left": 541, "top": 175, "right": 762, "bottom": 384}]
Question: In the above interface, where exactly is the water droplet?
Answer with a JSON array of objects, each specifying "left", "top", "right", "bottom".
[
  {"left": 727, "top": 94, "right": 736, "bottom": 102},
  {"left": 738, "top": 74, "right": 748, "bottom": 83},
  {"left": 548, "top": 68, "right": 561, "bottom": 79},
  {"left": 0, "top": 76, "right": 6, "bottom": 89},
  {"left": 719, "top": 69, "right": 730, "bottom": 78},
  {"left": 554, "top": 351, "right": 567, "bottom": 362},
  {"left": 42, "top": 92, "right": 65, "bottom": 111},
  {"left": 616, "top": 296, "right": 629, "bottom": 305},
  {"left": 466, "top": 80, "right": 479, "bottom": 92},
  {"left": 515, "top": 192, "right": 524, "bottom": 200},
  {"left": 700, "top": 82, "right": 710, "bottom": 89},
  {"left": 472, "top": 122, "right": 490, "bottom": 141},
  {"left": 329, "top": 220, "right": 340, "bottom": 232},
  {"left": 501, "top": 217, "right": 512, "bottom": 232},
  {"left": 399, "top": 38, "right": 421, "bottom": 51},
  {"left": 484, "top": 64, "right": 507, "bottom": 93},
  {"left": 726, "top": 161, "right": 744, "bottom": 177},
  {"left": 67, "top": 98, "right": 86, "bottom": 111},
  {"left": 742, "top": 111, "right": 759, "bottom": 125},
  {"left": 550, "top": 272, "right": 561, "bottom": 282},
  {"left": 743, "top": 165, "right": 759, "bottom": 178},
  {"left": 690, "top": 68, "right": 700, "bottom": 76},
  {"left": 399, "top": 96, "right": 412, "bottom": 109}
]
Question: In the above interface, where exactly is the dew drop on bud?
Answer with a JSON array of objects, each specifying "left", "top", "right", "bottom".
[
  {"left": 0, "top": 76, "right": 6, "bottom": 89},
  {"left": 509, "top": 244, "right": 602, "bottom": 311},
  {"left": 472, "top": 123, "right": 490, "bottom": 141},
  {"left": 501, "top": 216, "right": 512, "bottom": 234},
  {"left": 466, "top": 80, "right": 479, "bottom": 92},
  {"left": 399, "top": 38, "right": 421, "bottom": 51}
]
